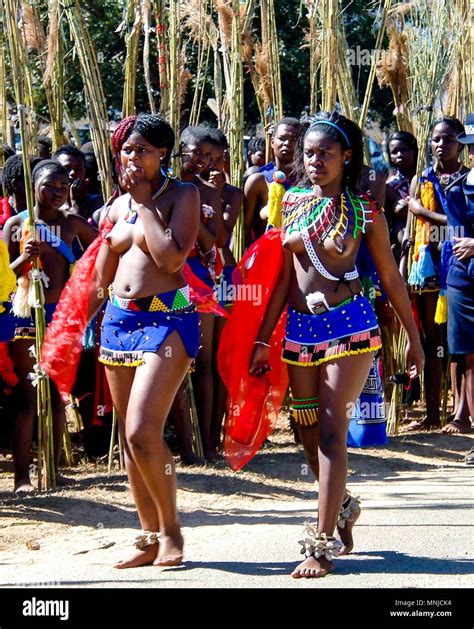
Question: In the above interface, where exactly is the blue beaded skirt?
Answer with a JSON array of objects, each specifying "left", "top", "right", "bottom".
[{"left": 282, "top": 295, "right": 382, "bottom": 367}]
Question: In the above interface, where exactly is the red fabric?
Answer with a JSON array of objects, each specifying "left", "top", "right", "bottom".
[
  {"left": 40, "top": 218, "right": 114, "bottom": 400},
  {"left": 0, "top": 198, "right": 12, "bottom": 228},
  {"left": 0, "top": 342, "right": 19, "bottom": 389},
  {"left": 218, "top": 229, "right": 288, "bottom": 470},
  {"left": 183, "top": 263, "right": 227, "bottom": 317}
]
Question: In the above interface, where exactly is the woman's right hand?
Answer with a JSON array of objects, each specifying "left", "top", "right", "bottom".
[
  {"left": 249, "top": 343, "right": 271, "bottom": 377},
  {"left": 22, "top": 239, "right": 41, "bottom": 261}
]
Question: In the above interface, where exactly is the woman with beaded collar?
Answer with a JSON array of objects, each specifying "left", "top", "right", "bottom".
[{"left": 248, "top": 112, "right": 424, "bottom": 578}]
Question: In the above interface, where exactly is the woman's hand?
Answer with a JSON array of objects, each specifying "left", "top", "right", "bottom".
[
  {"left": 22, "top": 238, "right": 41, "bottom": 261},
  {"left": 249, "top": 343, "right": 271, "bottom": 377},
  {"left": 405, "top": 337, "right": 425, "bottom": 379},
  {"left": 452, "top": 237, "right": 474, "bottom": 261},
  {"left": 407, "top": 196, "right": 424, "bottom": 216},
  {"left": 121, "top": 166, "right": 152, "bottom": 205}
]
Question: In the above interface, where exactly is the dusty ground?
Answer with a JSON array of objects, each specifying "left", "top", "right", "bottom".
[{"left": 0, "top": 412, "right": 472, "bottom": 588}]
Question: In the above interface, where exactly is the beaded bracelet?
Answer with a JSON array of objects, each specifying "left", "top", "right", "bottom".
[{"left": 254, "top": 340, "right": 270, "bottom": 348}]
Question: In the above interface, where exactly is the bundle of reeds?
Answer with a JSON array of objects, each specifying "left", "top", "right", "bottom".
[
  {"left": 60, "top": 0, "right": 112, "bottom": 200},
  {"left": 153, "top": 0, "right": 170, "bottom": 116},
  {"left": 181, "top": 0, "right": 213, "bottom": 126},
  {"left": 260, "top": 0, "right": 282, "bottom": 124},
  {"left": 0, "top": 8, "right": 7, "bottom": 168},
  {"left": 4, "top": 0, "right": 55, "bottom": 489},
  {"left": 358, "top": 0, "right": 392, "bottom": 133},
  {"left": 444, "top": 0, "right": 472, "bottom": 118},
  {"left": 121, "top": 0, "right": 141, "bottom": 117},
  {"left": 37, "top": 0, "right": 65, "bottom": 152},
  {"left": 302, "top": 0, "right": 322, "bottom": 114},
  {"left": 387, "top": 0, "right": 462, "bottom": 435},
  {"left": 141, "top": 0, "right": 156, "bottom": 114},
  {"left": 320, "top": 0, "right": 338, "bottom": 112},
  {"left": 228, "top": 0, "right": 245, "bottom": 260},
  {"left": 375, "top": 16, "right": 412, "bottom": 132}
]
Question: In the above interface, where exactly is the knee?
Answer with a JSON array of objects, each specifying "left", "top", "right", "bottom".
[
  {"left": 127, "top": 423, "right": 162, "bottom": 454},
  {"left": 12, "top": 386, "right": 36, "bottom": 416},
  {"left": 317, "top": 423, "right": 347, "bottom": 458}
]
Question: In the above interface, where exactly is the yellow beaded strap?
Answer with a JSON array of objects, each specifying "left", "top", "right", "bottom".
[{"left": 292, "top": 396, "right": 319, "bottom": 426}]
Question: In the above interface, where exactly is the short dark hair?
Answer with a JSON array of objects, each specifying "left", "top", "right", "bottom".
[
  {"left": 247, "top": 136, "right": 265, "bottom": 157},
  {"left": 53, "top": 144, "right": 86, "bottom": 165},
  {"left": 179, "top": 125, "right": 221, "bottom": 156},
  {"left": 32, "top": 159, "right": 68, "bottom": 186},
  {"left": 291, "top": 111, "right": 363, "bottom": 190},
  {"left": 2, "top": 154, "right": 42, "bottom": 194},
  {"left": 37, "top": 135, "right": 52, "bottom": 150},
  {"left": 208, "top": 128, "right": 229, "bottom": 150},
  {"left": 431, "top": 116, "right": 465, "bottom": 137},
  {"left": 273, "top": 117, "right": 301, "bottom": 137},
  {"left": 387, "top": 131, "right": 419, "bottom": 168}
]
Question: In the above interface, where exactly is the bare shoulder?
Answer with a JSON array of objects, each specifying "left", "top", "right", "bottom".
[
  {"left": 224, "top": 183, "right": 243, "bottom": 203},
  {"left": 107, "top": 194, "right": 130, "bottom": 223},
  {"left": 244, "top": 172, "right": 265, "bottom": 192},
  {"left": 3, "top": 214, "right": 23, "bottom": 231}
]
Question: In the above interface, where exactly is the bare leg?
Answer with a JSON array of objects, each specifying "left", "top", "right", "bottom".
[
  {"left": 192, "top": 312, "right": 215, "bottom": 461},
  {"left": 9, "top": 340, "right": 37, "bottom": 493},
  {"left": 169, "top": 381, "right": 205, "bottom": 466},
  {"left": 105, "top": 365, "right": 160, "bottom": 569},
  {"left": 443, "top": 359, "right": 471, "bottom": 433},
  {"left": 125, "top": 332, "right": 192, "bottom": 566},
  {"left": 291, "top": 352, "right": 374, "bottom": 578},
  {"left": 464, "top": 354, "right": 474, "bottom": 422},
  {"left": 417, "top": 292, "right": 444, "bottom": 428}
]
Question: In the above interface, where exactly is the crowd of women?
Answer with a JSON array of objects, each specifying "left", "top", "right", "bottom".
[{"left": 0, "top": 108, "right": 472, "bottom": 578}]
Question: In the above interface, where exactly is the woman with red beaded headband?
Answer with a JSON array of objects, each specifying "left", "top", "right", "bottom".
[
  {"left": 43, "top": 113, "right": 201, "bottom": 568},
  {"left": 99, "top": 113, "right": 202, "bottom": 567}
]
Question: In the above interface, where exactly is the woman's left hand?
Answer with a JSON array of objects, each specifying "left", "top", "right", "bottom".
[
  {"left": 407, "top": 196, "right": 424, "bottom": 216},
  {"left": 121, "top": 166, "right": 152, "bottom": 205},
  {"left": 452, "top": 237, "right": 474, "bottom": 261},
  {"left": 405, "top": 338, "right": 425, "bottom": 379}
]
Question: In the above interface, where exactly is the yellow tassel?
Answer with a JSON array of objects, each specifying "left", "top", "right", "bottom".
[
  {"left": 0, "top": 241, "right": 17, "bottom": 312},
  {"left": 293, "top": 407, "right": 318, "bottom": 426},
  {"left": 267, "top": 182, "right": 286, "bottom": 228},
  {"left": 434, "top": 293, "right": 448, "bottom": 324}
]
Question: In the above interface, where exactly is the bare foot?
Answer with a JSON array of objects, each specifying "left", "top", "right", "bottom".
[
  {"left": 291, "top": 556, "right": 334, "bottom": 578},
  {"left": 55, "top": 473, "right": 77, "bottom": 487},
  {"left": 404, "top": 418, "right": 440, "bottom": 432},
  {"left": 441, "top": 418, "right": 471, "bottom": 434},
  {"left": 14, "top": 478, "right": 35, "bottom": 494},
  {"left": 337, "top": 495, "right": 361, "bottom": 555},
  {"left": 179, "top": 451, "right": 207, "bottom": 467},
  {"left": 154, "top": 528, "right": 184, "bottom": 567},
  {"left": 114, "top": 543, "right": 159, "bottom": 569}
]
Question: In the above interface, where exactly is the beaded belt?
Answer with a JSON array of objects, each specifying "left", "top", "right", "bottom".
[{"left": 110, "top": 286, "right": 194, "bottom": 313}]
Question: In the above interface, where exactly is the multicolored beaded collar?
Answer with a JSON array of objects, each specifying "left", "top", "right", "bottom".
[{"left": 282, "top": 188, "right": 376, "bottom": 242}]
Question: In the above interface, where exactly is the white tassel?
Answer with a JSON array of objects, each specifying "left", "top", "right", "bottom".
[{"left": 12, "top": 274, "right": 31, "bottom": 318}]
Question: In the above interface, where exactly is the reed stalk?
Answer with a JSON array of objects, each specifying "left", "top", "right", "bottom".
[
  {"left": 168, "top": 0, "right": 180, "bottom": 171},
  {"left": 358, "top": 0, "right": 392, "bottom": 132},
  {"left": 320, "top": 0, "right": 338, "bottom": 112},
  {"left": 60, "top": 0, "right": 113, "bottom": 200},
  {"left": 228, "top": 0, "right": 245, "bottom": 260},
  {"left": 141, "top": 0, "right": 156, "bottom": 113},
  {"left": 121, "top": 0, "right": 141, "bottom": 117},
  {"left": 0, "top": 8, "right": 7, "bottom": 167},
  {"left": 4, "top": 0, "right": 55, "bottom": 489},
  {"left": 153, "top": 0, "right": 170, "bottom": 116}
]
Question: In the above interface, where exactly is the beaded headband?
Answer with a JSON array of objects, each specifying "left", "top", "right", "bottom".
[{"left": 309, "top": 120, "right": 351, "bottom": 148}]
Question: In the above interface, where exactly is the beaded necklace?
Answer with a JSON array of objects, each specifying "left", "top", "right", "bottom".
[
  {"left": 282, "top": 188, "right": 376, "bottom": 283},
  {"left": 124, "top": 172, "right": 171, "bottom": 224}
]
